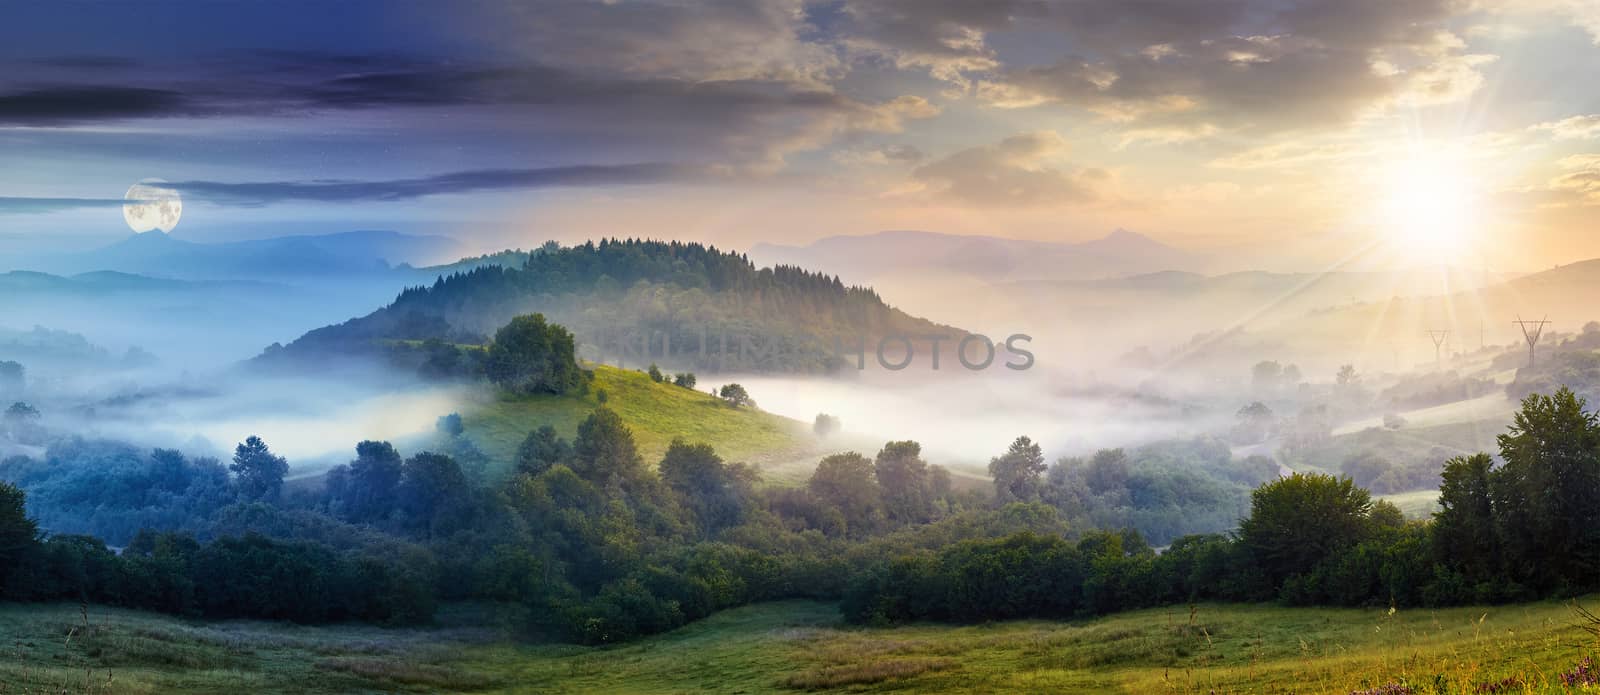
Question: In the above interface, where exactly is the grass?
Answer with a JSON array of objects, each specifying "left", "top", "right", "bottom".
[
  {"left": 1292, "top": 418, "right": 1508, "bottom": 476},
  {"left": 0, "top": 602, "right": 511, "bottom": 694},
  {"left": 7, "top": 597, "right": 1600, "bottom": 693},
  {"left": 458, "top": 364, "right": 840, "bottom": 481},
  {"left": 1379, "top": 489, "right": 1443, "bottom": 517}
]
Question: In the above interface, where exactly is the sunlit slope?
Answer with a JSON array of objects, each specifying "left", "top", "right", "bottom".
[
  {"left": 10, "top": 597, "right": 1597, "bottom": 693},
  {"left": 459, "top": 364, "right": 832, "bottom": 479},
  {"left": 511, "top": 599, "right": 1598, "bottom": 694}
]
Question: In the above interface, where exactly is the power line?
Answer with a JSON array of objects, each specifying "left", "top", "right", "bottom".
[
  {"left": 1513, "top": 315, "right": 1551, "bottom": 367},
  {"left": 1427, "top": 329, "right": 1450, "bottom": 370}
]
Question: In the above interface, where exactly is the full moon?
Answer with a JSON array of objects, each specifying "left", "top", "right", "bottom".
[{"left": 122, "top": 180, "right": 183, "bottom": 234}]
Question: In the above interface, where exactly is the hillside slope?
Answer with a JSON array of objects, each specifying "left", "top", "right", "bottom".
[
  {"left": 265, "top": 238, "right": 964, "bottom": 374},
  {"left": 459, "top": 364, "right": 855, "bottom": 481}
]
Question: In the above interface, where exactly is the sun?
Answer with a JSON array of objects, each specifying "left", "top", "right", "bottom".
[{"left": 1375, "top": 149, "right": 1481, "bottom": 263}]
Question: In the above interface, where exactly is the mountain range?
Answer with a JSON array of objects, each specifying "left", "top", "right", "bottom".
[
  {"left": 11, "top": 230, "right": 464, "bottom": 281},
  {"left": 749, "top": 229, "right": 1205, "bottom": 285}
]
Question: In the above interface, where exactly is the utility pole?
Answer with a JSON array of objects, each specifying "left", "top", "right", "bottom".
[
  {"left": 1513, "top": 316, "right": 1551, "bottom": 367},
  {"left": 1427, "top": 329, "right": 1449, "bottom": 370}
]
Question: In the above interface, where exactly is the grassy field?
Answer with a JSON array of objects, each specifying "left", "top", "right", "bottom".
[
  {"left": 1292, "top": 418, "right": 1507, "bottom": 476},
  {"left": 1378, "top": 489, "right": 1443, "bottom": 517},
  {"left": 5, "top": 597, "right": 1600, "bottom": 693},
  {"left": 457, "top": 364, "right": 857, "bottom": 482}
]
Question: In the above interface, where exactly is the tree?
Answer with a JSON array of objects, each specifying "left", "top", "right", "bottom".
[
  {"left": 1491, "top": 387, "right": 1600, "bottom": 587},
  {"left": 929, "top": 465, "right": 952, "bottom": 501},
  {"left": 1369, "top": 499, "right": 1405, "bottom": 529},
  {"left": 4, "top": 401, "right": 39, "bottom": 422},
  {"left": 436, "top": 413, "right": 465, "bottom": 438},
  {"left": 397, "top": 452, "right": 470, "bottom": 535},
  {"left": 485, "top": 313, "right": 584, "bottom": 395},
  {"left": 1233, "top": 402, "right": 1274, "bottom": 443},
  {"left": 516, "top": 425, "right": 571, "bottom": 477},
  {"left": 875, "top": 441, "right": 932, "bottom": 524},
  {"left": 808, "top": 452, "right": 880, "bottom": 535},
  {"left": 343, "top": 440, "right": 403, "bottom": 523},
  {"left": 1252, "top": 360, "right": 1283, "bottom": 391},
  {"left": 572, "top": 407, "right": 644, "bottom": 486},
  {"left": 0, "top": 482, "right": 38, "bottom": 596},
  {"left": 813, "top": 413, "right": 840, "bottom": 438},
  {"left": 230, "top": 436, "right": 289, "bottom": 502},
  {"left": 1336, "top": 364, "right": 1360, "bottom": 387},
  {"left": 3, "top": 401, "right": 42, "bottom": 444},
  {"left": 1433, "top": 453, "right": 1497, "bottom": 580},
  {"left": 647, "top": 364, "right": 665, "bottom": 383},
  {"left": 1282, "top": 364, "right": 1303, "bottom": 386},
  {"left": 1238, "top": 473, "right": 1373, "bottom": 584},
  {"left": 989, "top": 436, "right": 1046, "bottom": 503},
  {"left": 673, "top": 373, "right": 697, "bottom": 389},
  {"left": 659, "top": 439, "right": 750, "bottom": 535},
  {"left": 718, "top": 383, "right": 753, "bottom": 408},
  {"left": 1084, "top": 448, "right": 1129, "bottom": 495},
  {"left": 1341, "top": 452, "right": 1394, "bottom": 490}
]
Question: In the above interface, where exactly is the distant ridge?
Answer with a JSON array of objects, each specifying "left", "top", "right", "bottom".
[
  {"left": 748, "top": 228, "right": 1205, "bottom": 284},
  {"left": 14, "top": 230, "right": 463, "bottom": 281}
]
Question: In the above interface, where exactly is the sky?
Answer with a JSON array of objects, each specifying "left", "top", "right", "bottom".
[{"left": 7, "top": 0, "right": 1600, "bottom": 271}]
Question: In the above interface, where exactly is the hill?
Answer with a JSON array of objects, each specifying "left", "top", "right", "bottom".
[
  {"left": 264, "top": 238, "right": 964, "bottom": 374},
  {"left": 458, "top": 364, "right": 850, "bottom": 480},
  {"left": 4, "top": 597, "right": 1593, "bottom": 693}
]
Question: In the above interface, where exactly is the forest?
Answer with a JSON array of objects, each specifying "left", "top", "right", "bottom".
[
  {"left": 5, "top": 312, "right": 1600, "bottom": 647},
  {"left": 263, "top": 239, "right": 963, "bottom": 375}
]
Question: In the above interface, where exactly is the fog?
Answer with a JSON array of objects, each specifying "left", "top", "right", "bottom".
[
  {"left": 12, "top": 364, "right": 469, "bottom": 473},
  {"left": 733, "top": 366, "right": 1234, "bottom": 469}
]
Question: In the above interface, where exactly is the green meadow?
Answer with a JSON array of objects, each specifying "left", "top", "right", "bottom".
[
  {"left": 457, "top": 364, "right": 838, "bottom": 481},
  {"left": 5, "top": 597, "right": 1598, "bottom": 694}
]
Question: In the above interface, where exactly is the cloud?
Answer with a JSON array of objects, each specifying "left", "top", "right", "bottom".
[
  {"left": 163, "top": 164, "right": 717, "bottom": 206},
  {"left": 0, "top": 164, "right": 715, "bottom": 213},
  {"left": 466, "top": 0, "right": 842, "bottom": 87},
  {"left": 1546, "top": 153, "right": 1600, "bottom": 204},
  {"left": 834, "top": 0, "right": 1020, "bottom": 91},
  {"left": 832, "top": 143, "right": 926, "bottom": 166},
  {"left": 964, "top": 0, "right": 1488, "bottom": 135},
  {"left": 0, "top": 197, "right": 125, "bottom": 214},
  {"left": 0, "top": 86, "right": 199, "bottom": 126},
  {"left": 2, "top": 52, "right": 938, "bottom": 173},
  {"left": 1530, "top": 114, "right": 1600, "bottom": 140},
  {"left": 910, "top": 131, "right": 1109, "bottom": 206}
]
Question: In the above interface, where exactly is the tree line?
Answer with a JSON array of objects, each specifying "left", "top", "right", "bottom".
[
  {"left": 263, "top": 238, "right": 960, "bottom": 375},
  {"left": 843, "top": 387, "right": 1600, "bottom": 624}
]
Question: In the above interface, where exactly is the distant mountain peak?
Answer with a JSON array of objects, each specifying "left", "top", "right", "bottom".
[{"left": 1098, "top": 228, "right": 1168, "bottom": 248}]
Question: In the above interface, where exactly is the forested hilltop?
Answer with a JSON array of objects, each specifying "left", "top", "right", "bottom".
[{"left": 260, "top": 239, "right": 962, "bottom": 375}]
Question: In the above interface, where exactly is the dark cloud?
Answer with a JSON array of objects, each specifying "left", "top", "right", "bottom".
[
  {"left": 0, "top": 55, "right": 930, "bottom": 169},
  {"left": 835, "top": 0, "right": 1481, "bottom": 134},
  {"left": 0, "top": 86, "right": 200, "bottom": 126},
  {"left": 0, "top": 164, "right": 714, "bottom": 213},
  {"left": 164, "top": 163, "right": 716, "bottom": 206},
  {"left": 30, "top": 56, "right": 141, "bottom": 69}
]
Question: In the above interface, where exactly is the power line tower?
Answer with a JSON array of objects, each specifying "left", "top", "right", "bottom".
[
  {"left": 1427, "top": 329, "right": 1449, "bottom": 370},
  {"left": 1513, "top": 315, "right": 1551, "bottom": 367}
]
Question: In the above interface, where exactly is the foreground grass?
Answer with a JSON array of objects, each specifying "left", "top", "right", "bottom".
[
  {"left": 459, "top": 364, "right": 835, "bottom": 481},
  {"left": 5, "top": 597, "right": 1599, "bottom": 693},
  {"left": 0, "top": 603, "right": 512, "bottom": 694}
]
